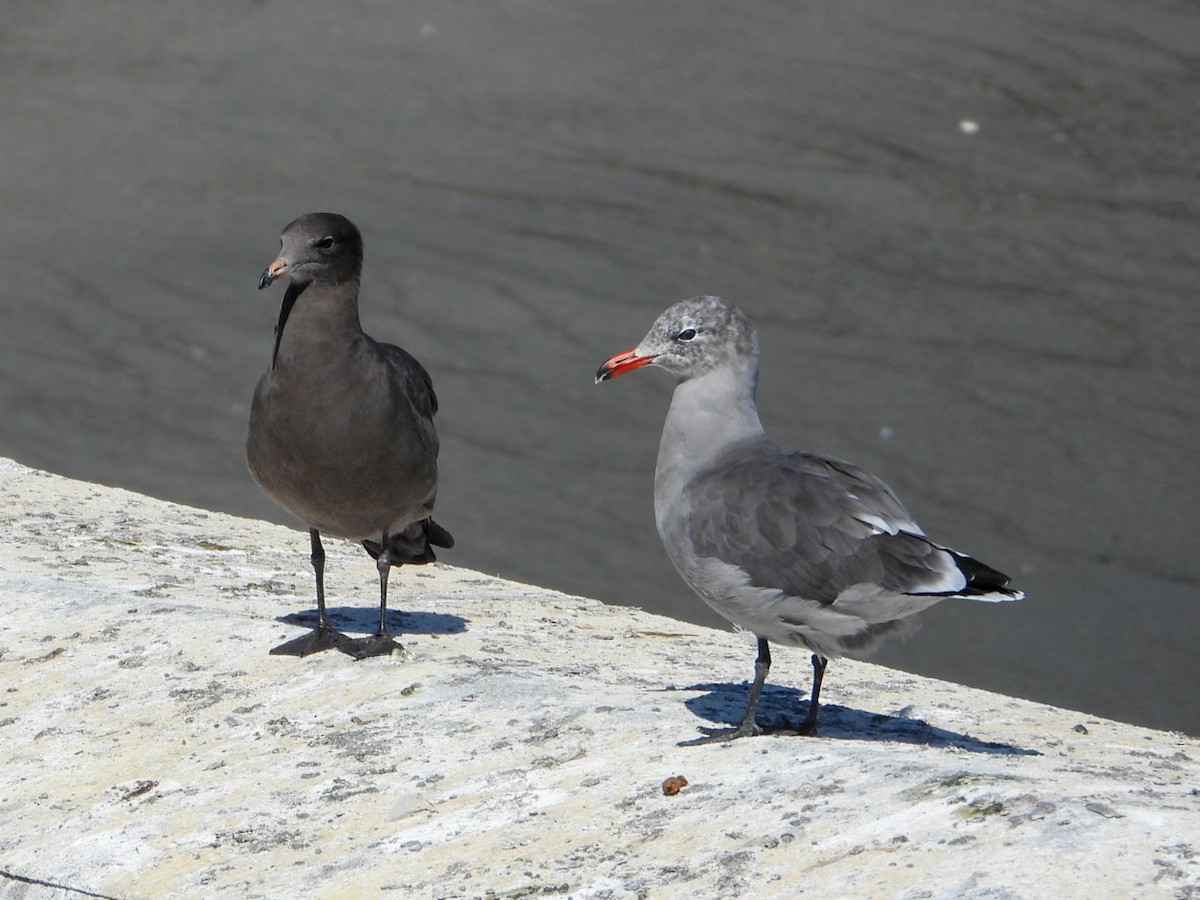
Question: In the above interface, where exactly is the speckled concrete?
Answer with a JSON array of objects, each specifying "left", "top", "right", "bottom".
[{"left": 0, "top": 458, "right": 1196, "bottom": 899}]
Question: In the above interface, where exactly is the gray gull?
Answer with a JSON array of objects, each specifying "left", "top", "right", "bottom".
[{"left": 596, "top": 296, "right": 1021, "bottom": 742}]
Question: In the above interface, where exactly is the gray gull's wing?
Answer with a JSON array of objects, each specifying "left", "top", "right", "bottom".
[{"left": 682, "top": 445, "right": 1017, "bottom": 607}]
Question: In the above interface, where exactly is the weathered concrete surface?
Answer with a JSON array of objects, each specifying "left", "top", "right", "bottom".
[{"left": 0, "top": 457, "right": 1196, "bottom": 899}]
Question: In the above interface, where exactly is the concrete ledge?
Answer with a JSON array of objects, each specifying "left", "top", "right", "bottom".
[{"left": 1, "top": 458, "right": 1196, "bottom": 898}]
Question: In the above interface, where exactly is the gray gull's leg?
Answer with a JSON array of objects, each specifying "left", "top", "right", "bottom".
[{"left": 680, "top": 638, "right": 773, "bottom": 745}]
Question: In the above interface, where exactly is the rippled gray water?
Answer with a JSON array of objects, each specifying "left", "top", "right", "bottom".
[{"left": 3, "top": 2, "right": 1197, "bottom": 733}]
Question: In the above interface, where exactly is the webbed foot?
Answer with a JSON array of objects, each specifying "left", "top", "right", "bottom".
[
  {"left": 349, "top": 632, "right": 405, "bottom": 660},
  {"left": 269, "top": 626, "right": 359, "bottom": 658},
  {"left": 678, "top": 721, "right": 764, "bottom": 747}
]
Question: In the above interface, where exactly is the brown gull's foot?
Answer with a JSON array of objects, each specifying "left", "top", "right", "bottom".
[
  {"left": 269, "top": 625, "right": 359, "bottom": 658},
  {"left": 349, "top": 632, "right": 405, "bottom": 660}
]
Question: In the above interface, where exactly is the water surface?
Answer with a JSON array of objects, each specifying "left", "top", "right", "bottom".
[{"left": 2, "top": 2, "right": 1196, "bottom": 733}]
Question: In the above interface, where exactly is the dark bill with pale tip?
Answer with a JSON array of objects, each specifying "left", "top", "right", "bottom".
[{"left": 258, "top": 257, "right": 289, "bottom": 290}]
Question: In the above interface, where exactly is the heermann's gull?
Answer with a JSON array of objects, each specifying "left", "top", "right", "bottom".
[
  {"left": 596, "top": 296, "right": 1022, "bottom": 743},
  {"left": 248, "top": 212, "right": 453, "bottom": 659}
]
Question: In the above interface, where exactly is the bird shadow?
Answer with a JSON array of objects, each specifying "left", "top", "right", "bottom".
[
  {"left": 677, "top": 681, "right": 1040, "bottom": 755},
  {"left": 276, "top": 606, "right": 468, "bottom": 637}
]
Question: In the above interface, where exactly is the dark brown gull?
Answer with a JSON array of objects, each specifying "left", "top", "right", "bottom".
[
  {"left": 247, "top": 212, "right": 453, "bottom": 659},
  {"left": 597, "top": 296, "right": 1021, "bottom": 742}
]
